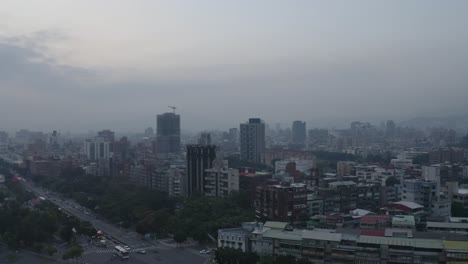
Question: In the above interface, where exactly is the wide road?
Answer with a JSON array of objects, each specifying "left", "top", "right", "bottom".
[{"left": 20, "top": 180, "right": 209, "bottom": 264}]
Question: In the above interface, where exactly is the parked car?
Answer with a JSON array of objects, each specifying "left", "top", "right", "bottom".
[{"left": 137, "top": 249, "right": 146, "bottom": 254}]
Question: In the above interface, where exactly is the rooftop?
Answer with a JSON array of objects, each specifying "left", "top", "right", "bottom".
[
  {"left": 456, "top": 188, "right": 468, "bottom": 195},
  {"left": 264, "top": 221, "right": 288, "bottom": 230},
  {"left": 392, "top": 201, "right": 424, "bottom": 210},
  {"left": 358, "top": 236, "right": 443, "bottom": 249},
  {"left": 392, "top": 215, "right": 416, "bottom": 226},
  {"left": 263, "top": 229, "right": 302, "bottom": 241},
  {"left": 302, "top": 230, "right": 342, "bottom": 242},
  {"left": 427, "top": 221, "right": 468, "bottom": 229},
  {"left": 350, "top": 209, "right": 372, "bottom": 218},
  {"left": 444, "top": 240, "right": 468, "bottom": 251},
  {"left": 329, "top": 181, "right": 357, "bottom": 188},
  {"left": 360, "top": 215, "right": 391, "bottom": 224}
]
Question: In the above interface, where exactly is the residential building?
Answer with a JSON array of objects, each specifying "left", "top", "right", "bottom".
[
  {"left": 453, "top": 188, "right": 468, "bottom": 211},
  {"left": 218, "top": 223, "right": 255, "bottom": 252},
  {"left": 429, "top": 147, "right": 464, "bottom": 164},
  {"left": 399, "top": 179, "right": 438, "bottom": 214},
  {"left": 167, "top": 165, "right": 184, "bottom": 196},
  {"left": 240, "top": 118, "right": 266, "bottom": 164},
  {"left": 239, "top": 168, "right": 272, "bottom": 203},
  {"left": 319, "top": 181, "right": 358, "bottom": 214},
  {"left": 242, "top": 223, "right": 456, "bottom": 264},
  {"left": 336, "top": 161, "right": 356, "bottom": 177},
  {"left": 204, "top": 159, "right": 239, "bottom": 197},
  {"left": 84, "top": 137, "right": 111, "bottom": 161},
  {"left": 392, "top": 215, "right": 416, "bottom": 230},
  {"left": 255, "top": 183, "right": 307, "bottom": 224}
]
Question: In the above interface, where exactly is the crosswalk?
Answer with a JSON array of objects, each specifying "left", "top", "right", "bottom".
[{"left": 83, "top": 246, "right": 156, "bottom": 255}]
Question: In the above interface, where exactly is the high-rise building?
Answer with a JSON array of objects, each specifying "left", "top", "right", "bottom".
[
  {"left": 186, "top": 144, "right": 216, "bottom": 196},
  {"left": 97, "top": 130, "right": 115, "bottom": 142},
  {"left": 385, "top": 120, "right": 396, "bottom": 138},
  {"left": 0, "top": 131, "right": 8, "bottom": 144},
  {"left": 198, "top": 132, "right": 212, "bottom": 145},
  {"left": 84, "top": 137, "right": 111, "bottom": 161},
  {"left": 156, "top": 112, "right": 181, "bottom": 155},
  {"left": 292, "top": 121, "right": 306, "bottom": 146},
  {"left": 240, "top": 118, "right": 266, "bottom": 164}
]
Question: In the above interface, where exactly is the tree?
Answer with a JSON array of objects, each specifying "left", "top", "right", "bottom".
[
  {"left": 45, "top": 246, "right": 58, "bottom": 256},
  {"left": 60, "top": 226, "right": 74, "bottom": 243},
  {"left": 62, "top": 246, "right": 84, "bottom": 260},
  {"left": 275, "top": 255, "right": 298, "bottom": 264},
  {"left": 385, "top": 176, "right": 400, "bottom": 187},
  {"left": 33, "top": 242, "right": 44, "bottom": 253},
  {"left": 3, "top": 232, "right": 17, "bottom": 250},
  {"left": 173, "top": 231, "right": 187, "bottom": 247},
  {"left": 452, "top": 202, "right": 468, "bottom": 217}
]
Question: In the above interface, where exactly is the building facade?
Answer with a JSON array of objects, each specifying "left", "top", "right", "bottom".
[
  {"left": 156, "top": 112, "right": 181, "bottom": 155},
  {"left": 292, "top": 121, "right": 306, "bottom": 147},
  {"left": 240, "top": 118, "right": 266, "bottom": 164},
  {"left": 255, "top": 183, "right": 307, "bottom": 224},
  {"left": 204, "top": 159, "right": 239, "bottom": 197},
  {"left": 186, "top": 144, "right": 216, "bottom": 196}
]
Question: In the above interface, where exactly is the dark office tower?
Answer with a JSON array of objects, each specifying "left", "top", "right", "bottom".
[
  {"left": 240, "top": 118, "right": 266, "bottom": 164},
  {"left": 156, "top": 112, "right": 181, "bottom": 155},
  {"left": 186, "top": 145, "right": 216, "bottom": 196},
  {"left": 386, "top": 120, "right": 396, "bottom": 138},
  {"left": 292, "top": 121, "right": 306, "bottom": 146}
]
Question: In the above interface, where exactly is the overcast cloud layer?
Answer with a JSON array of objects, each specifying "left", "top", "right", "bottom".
[{"left": 1, "top": 0, "right": 468, "bottom": 133}]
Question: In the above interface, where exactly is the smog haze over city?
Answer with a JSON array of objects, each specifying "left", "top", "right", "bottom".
[
  {"left": 3, "top": 2, "right": 468, "bottom": 264},
  {"left": 1, "top": 0, "right": 468, "bottom": 133}
]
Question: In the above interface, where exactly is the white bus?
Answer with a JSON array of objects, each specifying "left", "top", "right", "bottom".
[{"left": 114, "top": 245, "right": 129, "bottom": 260}]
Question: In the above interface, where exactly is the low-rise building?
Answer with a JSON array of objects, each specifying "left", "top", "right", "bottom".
[
  {"left": 204, "top": 159, "right": 239, "bottom": 197},
  {"left": 392, "top": 215, "right": 416, "bottom": 230},
  {"left": 255, "top": 183, "right": 307, "bottom": 224},
  {"left": 236, "top": 222, "right": 458, "bottom": 264}
]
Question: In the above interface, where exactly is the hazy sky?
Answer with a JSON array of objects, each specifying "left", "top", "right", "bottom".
[{"left": 1, "top": 0, "right": 468, "bottom": 133}]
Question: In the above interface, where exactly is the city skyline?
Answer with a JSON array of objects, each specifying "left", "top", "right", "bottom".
[{"left": 1, "top": 1, "right": 468, "bottom": 132}]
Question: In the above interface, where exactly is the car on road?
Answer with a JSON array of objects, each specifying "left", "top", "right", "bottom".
[
  {"left": 137, "top": 249, "right": 146, "bottom": 254},
  {"left": 123, "top": 246, "right": 131, "bottom": 251},
  {"left": 199, "top": 250, "right": 210, "bottom": 254}
]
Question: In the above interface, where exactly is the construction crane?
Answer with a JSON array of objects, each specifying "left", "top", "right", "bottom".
[{"left": 168, "top": 106, "right": 176, "bottom": 113}]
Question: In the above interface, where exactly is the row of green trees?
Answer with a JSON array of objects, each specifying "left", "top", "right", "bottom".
[
  {"left": 31, "top": 168, "right": 254, "bottom": 243},
  {"left": 0, "top": 160, "right": 87, "bottom": 261}
]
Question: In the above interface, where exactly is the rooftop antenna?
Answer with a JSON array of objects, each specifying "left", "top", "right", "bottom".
[{"left": 168, "top": 106, "right": 176, "bottom": 114}]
